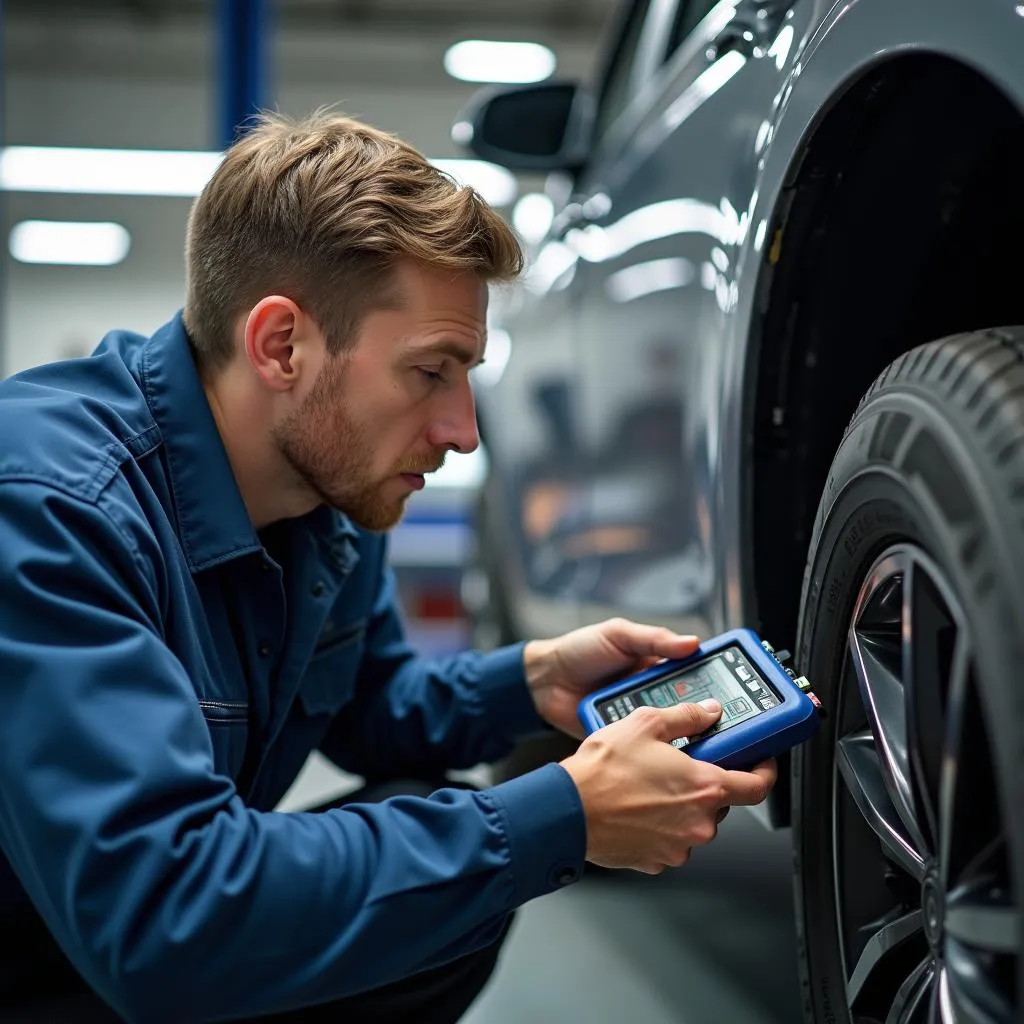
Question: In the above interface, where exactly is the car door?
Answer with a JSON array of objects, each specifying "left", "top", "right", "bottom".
[
  {"left": 478, "top": 0, "right": 664, "bottom": 641},
  {"left": 567, "top": 0, "right": 812, "bottom": 636}
]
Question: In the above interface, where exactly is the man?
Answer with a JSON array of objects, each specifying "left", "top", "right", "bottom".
[{"left": 0, "top": 111, "right": 775, "bottom": 1023}]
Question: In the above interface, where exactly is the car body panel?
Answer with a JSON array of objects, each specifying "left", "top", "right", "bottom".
[{"left": 476, "top": 0, "right": 1024, "bottom": 653}]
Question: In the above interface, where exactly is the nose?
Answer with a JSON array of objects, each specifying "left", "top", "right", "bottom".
[{"left": 427, "top": 378, "right": 480, "bottom": 454}]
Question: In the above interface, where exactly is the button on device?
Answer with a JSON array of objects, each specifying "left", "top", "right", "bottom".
[
  {"left": 311, "top": 581, "right": 326, "bottom": 597},
  {"left": 258, "top": 643, "right": 272, "bottom": 658}
]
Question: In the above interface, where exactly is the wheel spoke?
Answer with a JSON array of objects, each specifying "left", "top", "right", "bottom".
[
  {"left": 945, "top": 878, "right": 1019, "bottom": 954},
  {"left": 936, "top": 637, "right": 970, "bottom": 887},
  {"left": 904, "top": 558, "right": 960, "bottom": 854},
  {"left": 849, "top": 621, "right": 930, "bottom": 856},
  {"left": 848, "top": 907, "right": 925, "bottom": 1005},
  {"left": 884, "top": 956, "right": 935, "bottom": 1024},
  {"left": 837, "top": 730, "right": 927, "bottom": 880}
]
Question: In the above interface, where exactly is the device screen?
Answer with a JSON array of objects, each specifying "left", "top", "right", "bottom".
[{"left": 595, "top": 646, "right": 780, "bottom": 746}]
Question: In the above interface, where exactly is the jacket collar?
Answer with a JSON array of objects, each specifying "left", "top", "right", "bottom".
[{"left": 138, "top": 313, "right": 262, "bottom": 572}]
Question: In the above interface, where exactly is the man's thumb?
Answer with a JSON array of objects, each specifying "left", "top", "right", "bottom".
[{"left": 658, "top": 698, "right": 722, "bottom": 738}]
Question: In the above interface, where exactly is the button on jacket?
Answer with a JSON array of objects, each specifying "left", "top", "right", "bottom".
[{"left": 0, "top": 314, "right": 586, "bottom": 1022}]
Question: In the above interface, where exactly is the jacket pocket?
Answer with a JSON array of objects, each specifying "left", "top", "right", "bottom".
[
  {"left": 299, "top": 621, "right": 366, "bottom": 716},
  {"left": 198, "top": 700, "right": 250, "bottom": 780}
]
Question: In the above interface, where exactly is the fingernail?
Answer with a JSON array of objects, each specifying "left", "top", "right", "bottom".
[{"left": 699, "top": 698, "right": 721, "bottom": 713}]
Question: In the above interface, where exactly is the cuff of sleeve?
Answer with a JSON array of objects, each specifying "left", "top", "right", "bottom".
[
  {"left": 486, "top": 761, "right": 586, "bottom": 904},
  {"left": 474, "top": 642, "right": 550, "bottom": 741}
]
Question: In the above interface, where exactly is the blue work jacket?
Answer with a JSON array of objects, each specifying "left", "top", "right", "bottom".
[{"left": 0, "top": 314, "right": 585, "bottom": 1022}]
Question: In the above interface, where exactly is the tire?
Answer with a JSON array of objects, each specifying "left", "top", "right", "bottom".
[{"left": 792, "top": 329, "right": 1024, "bottom": 1023}]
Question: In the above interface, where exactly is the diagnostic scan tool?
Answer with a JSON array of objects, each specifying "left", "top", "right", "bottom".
[{"left": 577, "top": 629, "right": 823, "bottom": 770}]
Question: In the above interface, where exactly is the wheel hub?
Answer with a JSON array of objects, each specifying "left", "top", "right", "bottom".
[{"left": 921, "top": 867, "right": 944, "bottom": 951}]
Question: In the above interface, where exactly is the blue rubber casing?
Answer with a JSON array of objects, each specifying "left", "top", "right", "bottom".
[{"left": 576, "top": 628, "right": 819, "bottom": 770}]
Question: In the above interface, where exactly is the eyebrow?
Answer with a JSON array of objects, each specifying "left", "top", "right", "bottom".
[{"left": 416, "top": 339, "right": 486, "bottom": 369}]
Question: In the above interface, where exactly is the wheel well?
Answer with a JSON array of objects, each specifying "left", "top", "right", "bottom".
[{"left": 749, "top": 54, "right": 1024, "bottom": 653}]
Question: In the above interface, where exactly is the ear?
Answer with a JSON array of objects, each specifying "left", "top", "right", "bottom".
[{"left": 242, "top": 296, "right": 321, "bottom": 392}]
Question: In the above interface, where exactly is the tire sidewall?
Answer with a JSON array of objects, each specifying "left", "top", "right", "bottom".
[{"left": 792, "top": 389, "right": 1024, "bottom": 1022}]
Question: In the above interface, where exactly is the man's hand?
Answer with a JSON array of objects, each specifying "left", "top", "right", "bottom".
[
  {"left": 524, "top": 617, "right": 700, "bottom": 737},
  {"left": 560, "top": 701, "right": 777, "bottom": 874}
]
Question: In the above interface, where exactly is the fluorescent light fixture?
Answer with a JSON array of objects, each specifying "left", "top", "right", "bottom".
[
  {"left": 605, "top": 258, "right": 695, "bottom": 303},
  {"left": 0, "top": 146, "right": 223, "bottom": 196},
  {"left": 0, "top": 147, "right": 516, "bottom": 208},
  {"left": 432, "top": 158, "right": 517, "bottom": 207},
  {"left": 512, "top": 192, "right": 555, "bottom": 244},
  {"left": 444, "top": 40, "right": 556, "bottom": 84},
  {"left": 9, "top": 220, "right": 131, "bottom": 266}
]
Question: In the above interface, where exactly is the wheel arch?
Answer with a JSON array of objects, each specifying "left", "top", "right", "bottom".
[{"left": 745, "top": 51, "right": 1024, "bottom": 660}]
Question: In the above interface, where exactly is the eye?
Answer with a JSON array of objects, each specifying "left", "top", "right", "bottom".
[{"left": 418, "top": 367, "right": 446, "bottom": 384}]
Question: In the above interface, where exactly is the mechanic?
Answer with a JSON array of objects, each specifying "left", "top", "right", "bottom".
[{"left": 0, "top": 110, "right": 776, "bottom": 1024}]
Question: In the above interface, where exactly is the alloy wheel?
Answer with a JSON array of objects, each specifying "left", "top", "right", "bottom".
[{"left": 832, "top": 543, "right": 1019, "bottom": 1023}]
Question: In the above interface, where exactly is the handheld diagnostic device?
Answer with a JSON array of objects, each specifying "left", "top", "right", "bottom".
[{"left": 577, "top": 629, "right": 823, "bottom": 770}]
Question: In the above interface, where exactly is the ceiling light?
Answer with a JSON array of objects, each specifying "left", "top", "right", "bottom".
[
  {"left": 512, "top": 193, "right": 554, "bottom": 244},
  {"left": 0, "top": 147, "right": 517, "bottom": 208},
  {"left": 444, "top": 40, "right": 556, "bottom": 84},
  {"left": 9, "top": 220, "right": 131, "bottom": 266},
  {"left": 0, "top": 146, "right": 224, "bottom": 196},
  {"left": 431, "top": 158, "right": 517, "bottom": 207}
]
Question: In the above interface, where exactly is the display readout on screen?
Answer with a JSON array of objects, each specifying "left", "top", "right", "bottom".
[{"left": 595, "top": 646, "right": 780, "bottom": 747}]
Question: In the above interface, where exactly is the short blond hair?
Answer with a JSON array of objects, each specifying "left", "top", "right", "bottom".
[{"left": 183, "top": 109, "right": 523, "bottom": 371}]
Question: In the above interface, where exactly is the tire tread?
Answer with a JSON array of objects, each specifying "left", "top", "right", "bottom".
[{"left": 793, "top": 325, "right": 1024, "bottom": 1024}]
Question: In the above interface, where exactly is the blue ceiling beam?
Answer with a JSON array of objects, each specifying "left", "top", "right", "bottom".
[{"left": 219, "top": 0, "right": 272, "bottom": 150}]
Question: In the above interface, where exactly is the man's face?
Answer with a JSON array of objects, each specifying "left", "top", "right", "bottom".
[{"left": 273, "top": 262, "right": 487, "bottom": 531}]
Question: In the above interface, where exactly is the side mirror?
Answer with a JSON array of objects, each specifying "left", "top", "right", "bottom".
[{"left": 452, "top": 81, "right": 594, "bottom": 173}]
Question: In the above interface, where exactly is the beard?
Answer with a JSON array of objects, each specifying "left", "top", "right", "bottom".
[{"left": 272, "top": 355, "right": 446, "bottom": 531}]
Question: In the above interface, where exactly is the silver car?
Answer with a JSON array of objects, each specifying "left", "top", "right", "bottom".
[{"left": 455, "top": 1, "right": 1024, "bottom": 1020}]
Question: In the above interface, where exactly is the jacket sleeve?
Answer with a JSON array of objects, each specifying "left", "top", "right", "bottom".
[
  {"left": 318, "top": 537, "right": 553, "bottom": 781},
  {"left": 0, "top": 482, "right": 586, "bottom": 1023}
]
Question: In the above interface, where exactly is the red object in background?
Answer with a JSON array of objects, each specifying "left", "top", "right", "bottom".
[
  {"left": 674, "top": 681, "right": 690, "bottom": 697},
  {"left": 414, "top": 588, "right": 463, "bottom": 620}
]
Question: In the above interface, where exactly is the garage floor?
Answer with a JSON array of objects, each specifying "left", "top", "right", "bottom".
[
  {"left": 283, "top": 755, "right": 803, "bottom": 1023},
  {"left": 462, "top": 809, "right": 802, "bottom": 1024}
]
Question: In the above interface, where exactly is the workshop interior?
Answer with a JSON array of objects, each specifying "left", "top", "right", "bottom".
[{"left": 2, "top": 0, "right": 1022, "bottom": 1021}]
